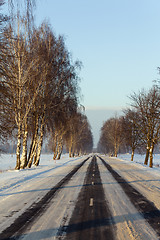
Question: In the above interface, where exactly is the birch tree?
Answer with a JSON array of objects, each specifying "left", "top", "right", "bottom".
[
  {"left": 33, "top": 26, "right": 80, "bottom": 165},
  {"left": 1, "top": 20, "right": 49, "bottom": 168},
  {"left": 98, "top": 116, "right": 125, "bottom": 156},
  {"left": 47, "top": 94, "right": 78, "bottom": 160},
  {"left": 26, "top": 24, "right": 81, "bottom": 166},
  {"left": 75, "top": 117, "right": 93, "bottom": 155},
  {"left": 0, "top": 0, "right": 11, "bottom": 143},
  {"left": 65, "top": 112, "right": 93, "bottom": 157},
  {"left": 123, "top": 109, "right": 142, "bottom": 161},
  {"left": 1, "top": 1, "right": 82, "bottom": 166},
  {"left": 130, "top": 86, "right": 160, "bottom": 167}
]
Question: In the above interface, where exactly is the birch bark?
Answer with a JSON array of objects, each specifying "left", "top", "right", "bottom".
[
  {"left": 34, "top": 113, "right": 45, "bottom": 166},
  {"left": 15, "top": 125, "right": 21, "bottom": 170},
  {"left": 57, "top": 136, "right": 63, "bottom": 160},
  {"left": 20, "top": 119, "right": 28, "bottom": 169},
  {"left": 131, "top": 148, "right": 135, "bottom": 161},
  {"left": 27, "top": 115, "right": 39, "bottom": 168},
  {"left": 149, "top": 143, "right": 154, "bottom": 168},
  {"left": 144, "top": 139, "right": 151, "bottom": 165}
]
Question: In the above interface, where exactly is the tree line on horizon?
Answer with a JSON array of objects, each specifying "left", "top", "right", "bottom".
[
  {"left": 98, "top": 84, "right": 160, "bottom": 168},
  {"left": 0, "top": 0, "right": 93, "bottom": 169}
]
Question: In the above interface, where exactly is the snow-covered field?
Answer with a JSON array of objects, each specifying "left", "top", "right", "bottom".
[
  {"left": 118, "top": 153, "right": 160, "bottom": 167},
  {"left": 117, "top": 153, "right": 160, "bottom": 176},
  {"left": 0, "top": 153, "right": 86, "bottom": 195},
  {"left": 0, "top": 153, "right": 159, "bottom": 187},
  {"left": 0, "top": 153, "right": 63, "bottom": 171},
  {"left": 0, "top": 153, "right": 160, "bottom": 171}
]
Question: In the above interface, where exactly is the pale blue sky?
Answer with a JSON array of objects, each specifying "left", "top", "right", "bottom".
[
  {"left": 35, "top": 0, "right": 160, "bottom": 107},
  {"left": 35, "top": 0, "right": 160, "bottom": 146}
]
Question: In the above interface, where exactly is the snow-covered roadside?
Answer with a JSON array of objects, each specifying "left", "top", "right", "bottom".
[
  {"left": 0, "top": 154, "right": 84, "bottom": 190},
  {"left": 0, "top": 153, "right": 74, "bottom": 171},
  {"left": 100, "top": 154, "right": 160, "bottom": 210},
  {"left": 0, "top": 153, "right": 159, "bottom": 194},
  {"left": 98, "top": 158, "right": 159, "bottom": 240},
  {"left": 117, "top": 153, "right": 160, "bottom": 167},
  {"left": 107, "top": 153, "right": 160, "bottom": 177},
  {"left": 0, "top": 154, "right": 91, "bottom": 234}
]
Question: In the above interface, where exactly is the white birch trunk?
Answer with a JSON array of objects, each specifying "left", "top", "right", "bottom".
[
  {"left": 131, "top": 148, "right": 135, "bottom": 161},
  {"left": 53, "top": 131, "right": 58, "bottom": 160},
  {"left": 144, "top": 140, "right": 150, "bottom": 165},
  {"left": 15, "top": 125, "right": 21, "bottom": 170},
  {"left": 57, "top": 136, "right": 63, "bottom": 160},
  {"left": 27, "top": 138, "right": 38, "bottom": 168},
  {"left": 27, "top": 117, "right": 39, "bottom": 168},
  {"left": 149, "top": 143, "right": 154, "bottom": 168},
  {"left": 27, "top": 136, "right": 35, "bottom": 168},
  {"left": 20, "top": 121, "right": 28, "bottom": 169},
  {"left": 69, "top": 136, "right": 73, "bottom": 158},
  {"left": 34, "top": 129, "right": 44, "bottom": 166},
  {"left": 34, "top": 114, "right": 45, "bottom": 166},
  {"left": 114, "top": 143, "right": 118, "bottom": 157}
]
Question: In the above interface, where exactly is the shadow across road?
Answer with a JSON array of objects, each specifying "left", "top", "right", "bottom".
[{"left": 1, "top": 209, "right": 159, "bottom": 240}]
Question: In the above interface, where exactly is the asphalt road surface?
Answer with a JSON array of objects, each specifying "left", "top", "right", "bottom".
[
  {"left": 62, "top": 155, "right": 115, "bottom": 240},
  {"left": 0, "top": 155, "right": 160, "bottom": 240}
]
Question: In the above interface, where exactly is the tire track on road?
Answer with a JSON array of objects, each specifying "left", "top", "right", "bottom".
[{"left": 98, "top": 155, "right": 160, "bottom": 239}]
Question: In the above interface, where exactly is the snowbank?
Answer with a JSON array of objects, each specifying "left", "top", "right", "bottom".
[
  {"left": 115, "top": 153, "right": 160, "bottom": 177},
  {"left": 0, "top": 153, "right": 159, "bottom": 193}
]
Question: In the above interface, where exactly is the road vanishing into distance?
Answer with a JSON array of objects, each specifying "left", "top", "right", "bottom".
[{"left": 0, "top": 155, "right": 160, "bottom": 240}]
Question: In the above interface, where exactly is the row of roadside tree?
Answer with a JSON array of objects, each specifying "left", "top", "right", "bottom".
[
  {"left": 98, "top": 84, "right": 160, "bottom": 168},
  {"left": 0, "top": 0, "right": 93, "bottom": 169}
]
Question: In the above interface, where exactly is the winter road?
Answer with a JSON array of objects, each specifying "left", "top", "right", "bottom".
[{"left": 0, "top": 155, "right": 160, "bottom": 240}]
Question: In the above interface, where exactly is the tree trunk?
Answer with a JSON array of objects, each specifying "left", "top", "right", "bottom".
[
  {"left": 57, "top": 149, "right": 62, "bottom": 160},
  {"left": 15, "top": 32, "right": 22, "bottom": 170},
  {"left": 27, "top": 115, "right": 40, "bottom": 168},
  {"left": 69, "top": 146, "right": 72, "bottom": 157},
  {"left": 144, "top": 148, "right": 149, "bottom": 165},
  {"left": 34, "top": 116, "right": 45, "bottom": 166},
  {"left": 144, "top": 133, "right": 151, "bottom": 165},
  {"left": 53, "top": 132, "right": 58, "bottom": 160},
  {"left": 149, "top": 143, "right": 154, "bottom": 168},
  {"left": 27, "top": 138, "right": 38, "bottom": 168},
  {"left": 79, "top": 149, "right": 82, "bottom": 156},
  {"left": 71, "top": 143, "right": 75, "bottom": 157},
  {"left": 53, "top": 150, "right": 58, "bottom": 160},
  {"left": 57, "top": 136, "right": 63, "bottom": 160},
  {"left": 131, "top": 148, "right": 135, "bottom": 161},
  {"left": 144, "top": 141, "right": 150, "bottom": 165},
  {"left": 34, "top": 132, "right": 43, "bottom": 166},
  {"left": 27, "top": 135, "right": 35, "bottom": 168},
  {"left": 20, "top": 121, "right": 28, "bottom": 169},
  {"left": 114, "top": 143, "right": 118, "bottom": 157},
  {"left": 33, "top": 148, "right": 37, "bottom": 165},
  {"left": 15, "top": 126, "right": 21, "bottom": 170},
  {"left": 27, "top": 134, "right": 34, "bottom": 164},
  {"left": 27, "top": 116, "right": 39, "bottom": 167},
  {"left": 69, "top": 135, "right": 73, "bottom": 157}
]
